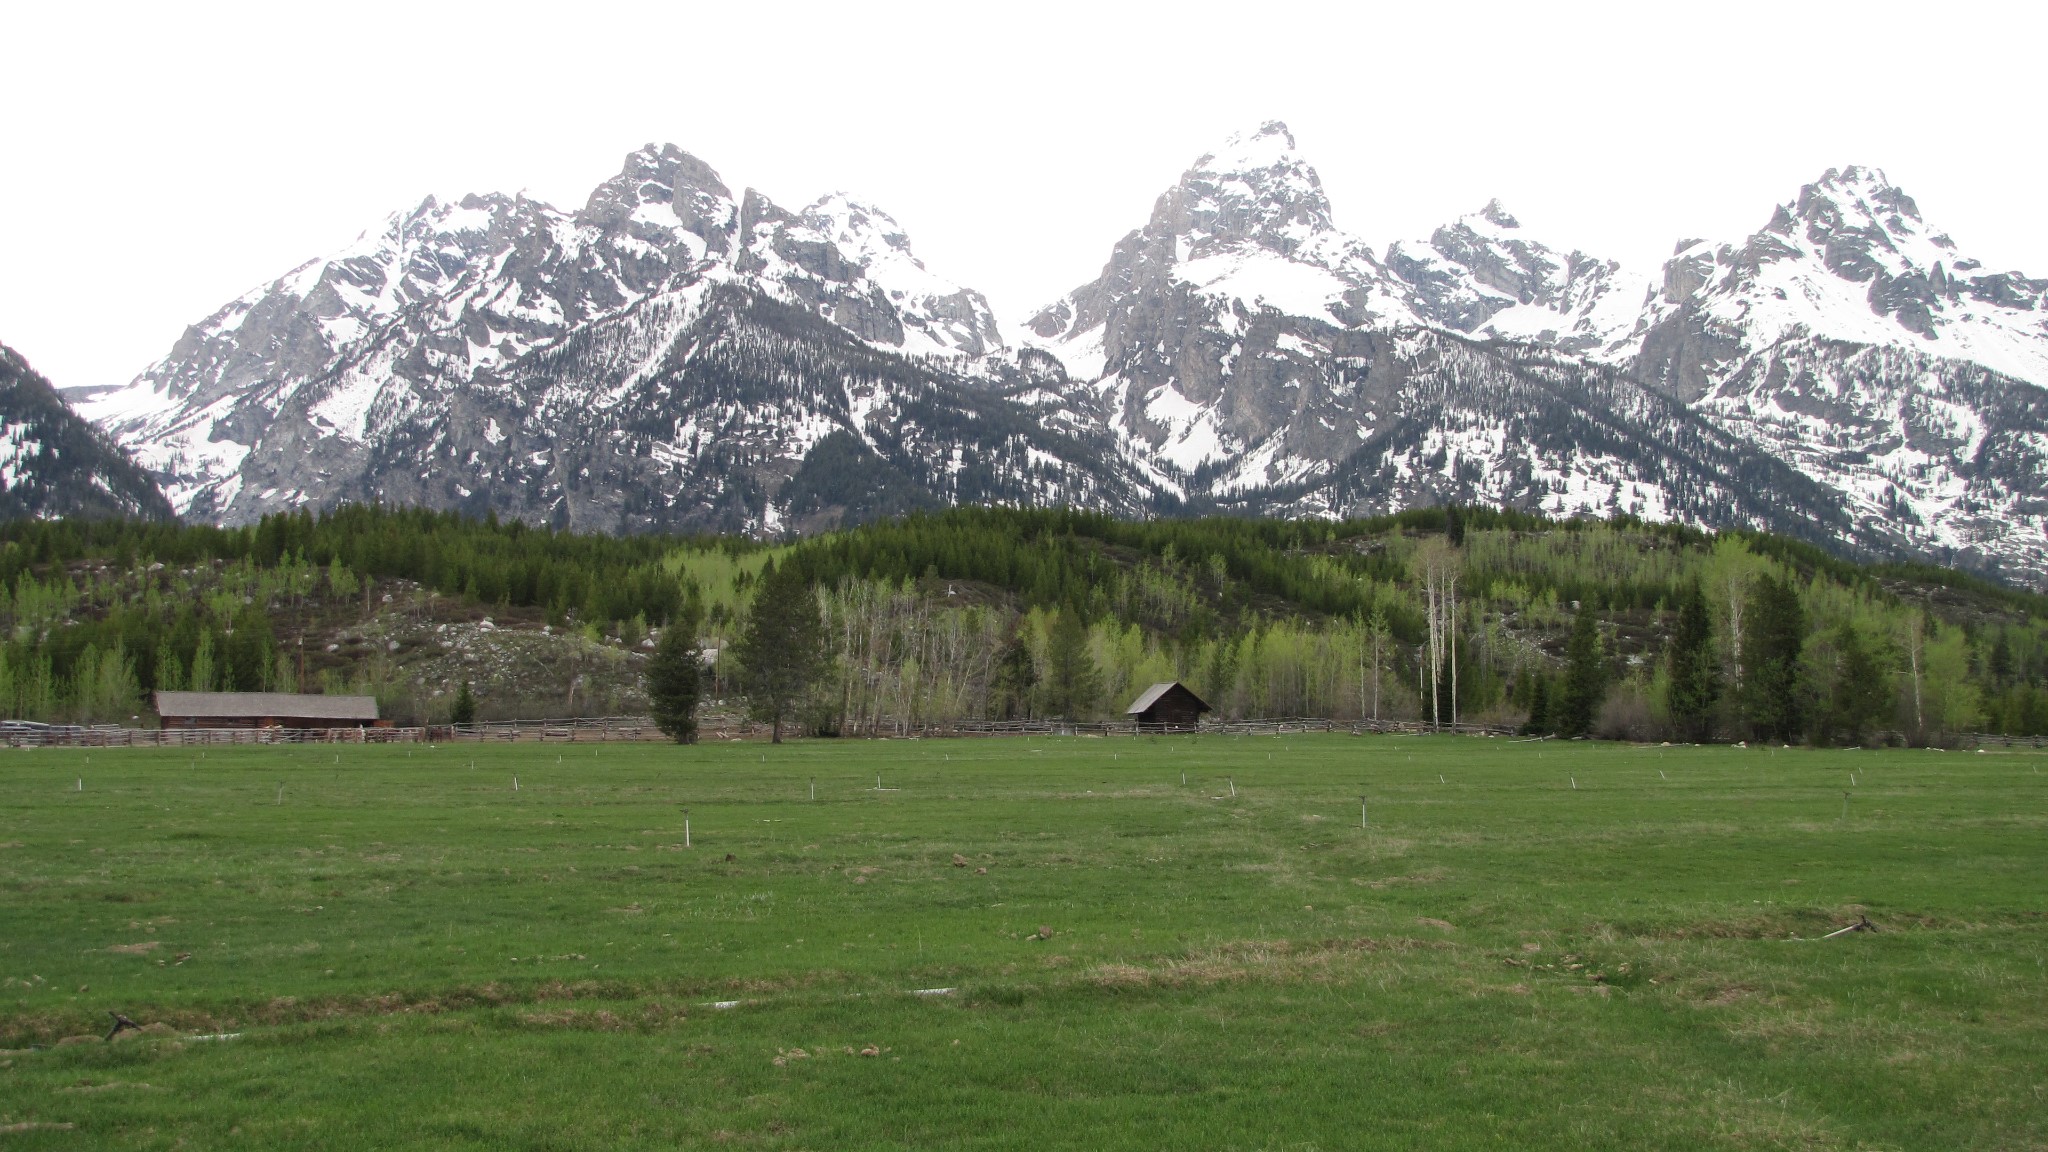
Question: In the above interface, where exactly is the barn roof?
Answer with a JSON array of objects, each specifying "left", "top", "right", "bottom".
[
  {"left": 1125, "top": 681, "right": 1210, "bottom": 715},
  {"left": 154, "top": 692, "right": 379, "bottom": 720}
]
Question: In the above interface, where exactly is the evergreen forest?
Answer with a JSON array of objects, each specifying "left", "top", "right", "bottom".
[{"left": 2, "top": 503, "right": 2045, "bottom": 745}]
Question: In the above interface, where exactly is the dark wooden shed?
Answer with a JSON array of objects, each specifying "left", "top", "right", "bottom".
[
  {"left": 1126, "top": 682, "right": 1211, "bottom": 732},
  {"left": 154, "top": 691, "right": 381, "bottom": 730}
]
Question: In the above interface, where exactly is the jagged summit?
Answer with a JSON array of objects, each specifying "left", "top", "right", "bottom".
[
  {"left": 1476, "top": 199, "right": 1520, "bottom": 229},
  {"left": 1636, "top": 165, "right": 2048, "bottom": 400},
  {"left": 78, "top": 141, "right": 1015, "bottom": 524},
  {"left": 72, "top": 135, "right": 2048, "bottom": 585},
  {"left": 1385, "top": 201, "right": 1649, "bottom": 359}
]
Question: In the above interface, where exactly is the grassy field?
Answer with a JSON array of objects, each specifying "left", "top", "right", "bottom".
[{"left": 0, "top": 734, "right": 2043, "bottom": 1150}]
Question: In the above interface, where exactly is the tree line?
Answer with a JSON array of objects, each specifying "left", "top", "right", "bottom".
[{"left": 3, "top": 504, "right": 2043, "bottom": 743}]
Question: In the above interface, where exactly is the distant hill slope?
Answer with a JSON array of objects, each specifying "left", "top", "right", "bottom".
[{"left": 0, "top": 343, "right": 173, "bottom": 521}]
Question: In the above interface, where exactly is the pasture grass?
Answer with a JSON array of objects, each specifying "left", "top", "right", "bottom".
[{"left": 0, "top": 734, "right": 2044, "bottom": 1149}]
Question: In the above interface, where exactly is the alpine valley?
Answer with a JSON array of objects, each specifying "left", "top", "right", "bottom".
[{"left": 57, "top": 123, "right": 2048, "bottom": 584}]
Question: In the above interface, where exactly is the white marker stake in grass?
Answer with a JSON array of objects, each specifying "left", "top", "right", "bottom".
[
  {"left": 1361, "top": 796, "right": 1368, "bottom": 830},
  {"left": 276, "top": 784, "right": 284, "bottom": 806},
  {"left": 810, "top": 778, "right": 816, "bottom": 801},
  {"left": 1571, "top": 776, "right": 1578, "bottom": 790},
  {"left": 685, "top": 810, "right": 691, "bottom": 849},
  {"left": 513, "top": 776, "right": 519, "bottom": 792},
  {"left": 1660, "top": 770, "right": 1667, "bottom": 779},
  {"left": 76, "top": 778, "right": 82, "bottom": 792},
  {"left": 1229, "top": 777, "right": 1236, "bottom": 798}
]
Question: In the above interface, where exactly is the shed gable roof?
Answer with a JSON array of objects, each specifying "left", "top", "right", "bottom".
[
  {"left": 153, "top": 692, "right": 379, "bottom": 720},
  {"left": 1125, "top": 681, "right": 1211, "bottom": 715}
]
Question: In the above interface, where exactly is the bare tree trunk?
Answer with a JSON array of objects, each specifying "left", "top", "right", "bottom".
[
  {"left": 1371, "top": 626, "right": 1382, "bottom": 721},
  {"left": 1448, "top": 575, "right": 1460, "bottom": 729},
  {"left": 1725, "top": 576, "right": 1746, "bottom": 693},
  {"left": 1425, "top": 575, "right": 1440, "bottom": 729},
  {"left": 1904, "top": 614, "right": 1925, "bottom": 741}
]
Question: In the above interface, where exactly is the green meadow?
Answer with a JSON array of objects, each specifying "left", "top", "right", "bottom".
[{"left": 0, "top": 735, "right": 2043, "bottom": 1149}]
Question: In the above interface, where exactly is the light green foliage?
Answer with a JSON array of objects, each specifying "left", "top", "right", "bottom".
[
  {"left": 1924, "top": 629, "right": 1983, "bottom": 736},
  {"left": 662, "top": 544, "right": 781, "bottom": 641}
]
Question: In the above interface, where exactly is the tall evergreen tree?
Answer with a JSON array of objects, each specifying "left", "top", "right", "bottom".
[
  {"left": 991, "top": 630, "right": 1038, "bottom": 720},
  {"left": 1824, "top": 623, "right": 1890, "bottom": 746},
  {"left": 646, "top": 594, "right": 704, "bottom": 744},
  {"left": 449, "top": 679, "right": 477, "bottom": 725},
  {"left": 733, "top": 561, "right": 825, "bottom": 744},
  {"left": 1555, "top": 609, "right": 1605, "bottom": 738},
  {"left": 1519, "top": 670, "right": 1552, "bottom": 736},
  {"left": 1041, "top": 609, "right": 1101, "bottom": 720},
  {"left": 1741, "top": 573, "right": 1807, "bottom": 743},
  {"left": 1666, "top": 581, "right": 1721, "bottom": 741}
]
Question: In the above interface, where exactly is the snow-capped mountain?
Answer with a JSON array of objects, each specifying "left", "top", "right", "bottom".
[
  {"left": 1017, "top": 130, "right": 2048, "bottom": 581},
  {"left": 0, "top": 343, "right": 171, "bottom": 521},
  {"left": 75, "top": 145, "right": 1110, "bottom": 532},
  {"left": 1626, "top": 166, "right": 2048, "bottom": 578},
  {"left": 1013, "top": 123, "right": 1816, "bottom": 531},
  {"left": 1383, "top": 201, "right": 1651, "bottom": 361},
  {"left": 75, "top": 127, "right": 2048, "bottom": 585},
  {"left": 1636, "top": 165, "right": 2048, "bottom": 400}
]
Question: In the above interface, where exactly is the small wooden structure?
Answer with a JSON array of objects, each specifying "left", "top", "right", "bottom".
[
  {"left": 1126, "top": 681, "right": 1211, "bottom": 732},
  {"left": 154, "top": 691, "right": 381, "bottom": 730}
]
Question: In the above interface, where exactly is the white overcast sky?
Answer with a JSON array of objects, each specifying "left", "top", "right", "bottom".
[{"left": 3, "top": 0, "right": 2041, "bottom": 391}]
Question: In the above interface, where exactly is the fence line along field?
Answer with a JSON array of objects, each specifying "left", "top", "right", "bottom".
[{"left": 1, "top": 735, "right": 2043, "bottom": 1149}]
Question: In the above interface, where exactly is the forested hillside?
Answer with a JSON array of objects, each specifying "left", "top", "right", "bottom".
[{"left": 2, "top": 505, "right": 2043, "bottom": 742}]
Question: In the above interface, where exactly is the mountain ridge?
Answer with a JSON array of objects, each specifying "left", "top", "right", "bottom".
[{"left": 68, "top": 124, "right": 2048, "bottom": 587}]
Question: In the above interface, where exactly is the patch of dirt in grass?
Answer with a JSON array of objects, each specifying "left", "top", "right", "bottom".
[
  {"left": 1352, "top": 866, "right": 1447, "bottom": 889},
  {"left": 0, "top": 971, "right": 850, "bottom": 1047},
  {"left": 57, "top": 1080, "right": 161, "bottom": 1093},
  {"left": 514, "top": 1003, "right": 687, "bottom": 1032},
  {"left": 106, "top": 941, "right": 161, "bottom": 954},
  {"left": 1080, "top": 936, "right": 1435, "bottom": 990}
]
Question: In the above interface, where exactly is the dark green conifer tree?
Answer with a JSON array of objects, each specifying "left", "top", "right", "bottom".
[
  {"left": 1554, "top": 609, "right": 1605, "bottom": 738},
  {"left": 646, "top": 593, "right": 704, "bottom": 744},
  {"left": 733, "top": 561, "right": 825, "bottom": 744},
  {"left": 991, "top": 630, "right": 1038, "bottom": 720},
  {"left": 450, "top": 679, "right": 477, "bottom": 726},
  {"left": 1666, "top": 581, "right": 1721, "bottom": 741},
  {"left": 1741, "top": 573, "right": 1807, "bottom": 743},
  {"left": 1824, "top": 623, "right": 1890, "bottom": 746},
  {"left": 1041, "top": 609, "right": 1101, "bottom": 721},
  {"left": 1520, "top": 671, "right": 1552, "bottom": 736}
]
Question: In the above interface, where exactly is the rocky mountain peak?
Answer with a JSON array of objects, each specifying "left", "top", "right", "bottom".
[
  {"left": 580, "top": 143, "right": 736, "bottom": 256},
  {"left": 1161, "top": 119, "right": 1335, "bottom": 258},
  {"left": 802, "top": 193, "right": 915, "bottom": 260},
  {"left": 1477, "top": 199, "right": 1520, "bottom": 229},
  {"left": 1385, "top": 203, "right": 1648, "bottom": 360},
  {"left": 1634, "top": 164, "right": 2048, "bottom": 397}
]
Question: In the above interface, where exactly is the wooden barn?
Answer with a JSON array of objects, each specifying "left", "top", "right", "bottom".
[
  {"left": 154, "top": 691, "right": 381, "bottom": 730},
  {"left": 1126, "top": 682, "right": 1211, "bottom": 732}
]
